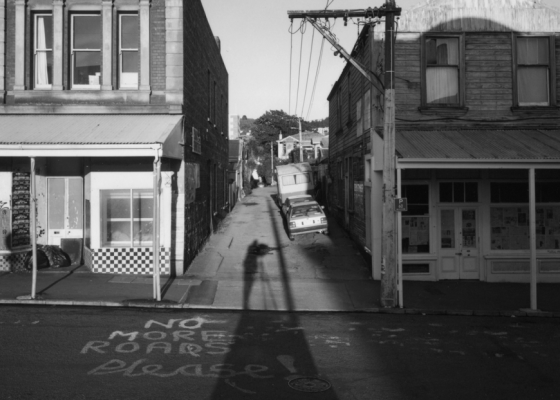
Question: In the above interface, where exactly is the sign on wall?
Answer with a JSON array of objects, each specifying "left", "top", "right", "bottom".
[
  {"left": 11, "top": 172, "right": 31, "bottom": 248},
  {"left": 192, "top": 127, "right": 202, "bottom": 155},
  {"left": 185, "top": 163, "right": 200, "bottom": 205}
]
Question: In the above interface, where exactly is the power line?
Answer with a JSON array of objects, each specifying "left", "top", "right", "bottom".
[
  {"left": 294, "top": 22, "right": 305, "bottom": 118},
  {"left": 289, "top": 20, "right": 293, "bottom": 115},
  {"left": 306, "top": 37, "right": 326, "bottom": 121},
  {"left": 300, "top": 27, "right": 315, "bottom": 118}
]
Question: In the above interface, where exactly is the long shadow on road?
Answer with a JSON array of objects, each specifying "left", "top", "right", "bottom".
[{"left": 210, "top": 194, "right": 338, "bottom": 399}]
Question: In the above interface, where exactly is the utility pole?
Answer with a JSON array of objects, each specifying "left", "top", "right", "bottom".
[
  {"left": 288, "top": 2, "right": 401, "bottom": 307},
  {"left": 270, "top": 140, "right": 275, "bottom": 184}
]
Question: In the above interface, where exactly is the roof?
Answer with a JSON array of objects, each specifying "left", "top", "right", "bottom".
[
  {"left": 395, "top": 129, "right": 560, "bottom": 166},
  {"left": 228, "top": 139, "right": 243, "bottom": 162},
  {"left": 0, "top": 114, "right": 183, "bottom": 159},
  {"left": 283, "top": 131, "right": 327, "bottom": 144}
]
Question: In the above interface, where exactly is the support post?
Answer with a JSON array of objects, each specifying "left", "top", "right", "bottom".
[
  {"left": 299, "top": 118, "right": 303, "bottom": 162},
  {"left": 381, "top": 0, "right": 397, "bottom": 308},
  {"left": 397, "top": 166, "right": 403, "bottom": 308},
  {"left": 529, "top": 168, "right": 537, "bottom": 310},
  {"left": 153, "top": 153, "right": 161, "bottom": 301},
  {"left": 30, "top": 157, "right": 37, "bottom": 299}
]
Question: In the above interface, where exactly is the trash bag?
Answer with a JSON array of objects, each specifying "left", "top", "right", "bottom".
[{"left": 23, "top": 248, "right": 50, "bottom": 270}]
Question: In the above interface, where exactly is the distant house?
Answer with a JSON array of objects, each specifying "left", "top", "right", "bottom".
[{"left": 278, "top": 131, "right": 328, "bottom": 162}]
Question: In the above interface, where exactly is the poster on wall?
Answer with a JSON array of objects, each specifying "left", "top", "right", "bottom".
[
  {"left": 192, "top": 127, "right": 202, "bottom": 155},
  {"left": 185, "top": 163, "right": 200, "bottom": 204},
  {"left": 11, "top": 172, "right": 31, "bottom": 248},
  {"left": 0, "top": 208, "right": 10, "bottom": 250}
]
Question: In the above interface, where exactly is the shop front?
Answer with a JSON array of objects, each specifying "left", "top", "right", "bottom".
[
  {"left": 372, "top": 128, "right": 560, "bottom": 286},
  {"left": 0, "top": 114, "right": 184, "bottom": 298}
]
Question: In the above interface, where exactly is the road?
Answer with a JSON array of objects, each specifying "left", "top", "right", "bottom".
[{"left": 1, "top": 306, "right": 559, "bottom": 399}]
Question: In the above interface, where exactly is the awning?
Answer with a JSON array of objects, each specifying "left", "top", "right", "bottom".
[
  {"left": 395, "top": 129, "right": 560, "bottom": 169},
  {"left": 0, "top": 114, "right": 183, "bottom": 159}
]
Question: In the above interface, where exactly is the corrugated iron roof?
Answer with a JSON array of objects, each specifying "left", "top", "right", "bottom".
[
  {"left": 0, "top": 114, "right": 182, "bottom": 145},
  {"left": 397, "top": 129, "right": 560, "bottom": 160}
]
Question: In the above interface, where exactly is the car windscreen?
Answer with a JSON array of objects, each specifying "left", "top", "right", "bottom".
[{"left": 291, "top": 205, "right": 323, "bottom": 217}]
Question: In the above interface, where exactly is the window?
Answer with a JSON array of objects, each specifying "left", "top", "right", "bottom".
[
  {"left": 119, "top": 14, "right": 139, "bottom": 89},
  {"left": 401, "top": 184, "right": 430, "bottom": 254},
  {"left": 356, "top": 98, "right": 363, "bottom": 136},
  {"left": 102, "top": 189, "right": 153, "bottom": 247},
  {"left": 347, "top": 72, "right": 351, "bottom": 124},
  {"left": 34, "top": 14, "right": 53, "bottom": 89},
  {"left": 424, "top": 36, "right": 462, "bottom": 106},
  {"left": 71, "top": 14, "right": 102, "bottom": 89},
  {"left": 439, "top": 182, "right": 478, "bottom": 203},
  {"left": 516, "top": 37, "right": 554, "bottom": 106},
  {"left": 363, "top": 89, "right": 371, "bottom": 131}
]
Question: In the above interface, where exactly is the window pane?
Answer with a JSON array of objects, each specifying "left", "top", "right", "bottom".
[
  {"left": 73, "top": 15, "right": 101, "bottom": 49},
  {"left": 440, "top": 209, "right": 455, "bottom": 249},
  {"left": 107, "top": 197, "right": 130, "bottom": 219},
  {"left": 36, "top": 16, "right": 53, "bottom": 50},
  {"left": 36, "top": 51, "right": 53, "bottom": 86},
  {"left": 133, "top": 221, "right": 153, "bottom": 246},
  {"left": 48, "top": 179, "right": 65, "bottom": 229},
  {"left": 491, "top": 182, "right": 529, "bottom": 203},
  {"left": 518, "top": 67, "right": 548, "bottom": 105},
  {"left": 465, "top": 182, "right": 478, "bottom": 202},
  {"left": 132, "top": 193, "right": 153, "bottom": 219},
  {"left": 403, "top": 184, "right": 429, "bottom": 204},
  {"left": 517, "top": 37, "right": 548, "bottom": 65},
  {"left": 122, "top": 51, "right": 139, "bottom": 73},
  {"left": 439, "top": 182, "right": 453, "bottom": 202},
  {"left": 121, "top": 15, "right": 139, "bottom": 49},
  {"left": 537, "top": 182, "right": 560, "bottom": 202},
  {"left": 426, "top": 38, "right": 458, "bottom": 65},
  {"left": 453, "top": 182, "right": 465, "bottom": 202},
  {"left": 74, "top": 52, "right": 101, "bottom": 85},
  {"left": 107, "top": 221, "right": 131, "bottom": 243},
  {"left": 426, "top": 67, "right": 459, "bottom": 104},
  {"left": 295, "top": 173, "right": 311, "bottom": 184}
]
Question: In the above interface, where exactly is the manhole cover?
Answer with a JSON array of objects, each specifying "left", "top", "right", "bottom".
[{"left": 288, "top": 377, "right": 331, "bottom": 392}]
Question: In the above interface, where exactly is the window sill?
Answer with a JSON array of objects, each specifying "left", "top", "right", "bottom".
[
  {"left": 510, "top": 106, "right": 560, "bottom": 114},
  {"left": 418, "top": 106, "right": 469, "bottom": 116}
]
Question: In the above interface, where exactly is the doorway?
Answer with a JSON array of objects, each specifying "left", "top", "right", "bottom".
[
  {"left": 47, "top": 177, "right": 83, "bottom": 246},
  {"left": 439, "top": 207, "right": 479, "bottom": 279}
]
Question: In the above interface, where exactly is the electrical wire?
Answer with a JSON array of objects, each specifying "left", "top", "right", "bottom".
[
  {"left": 306, "top": 37, "right": 326, "bottom": 121},
  {"left": 289, "top": 20, "right": 293, "bottom": 115},
  {"left": 300, "top": 28, "right": 315, "bottom": 117},
  {"left": 294, "top": 23, "right": 305, "bottom": 118}
]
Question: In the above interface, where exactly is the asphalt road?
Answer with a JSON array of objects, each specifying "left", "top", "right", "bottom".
[{"left": 1, "top": 306, "right": 559, "bottom": 400}]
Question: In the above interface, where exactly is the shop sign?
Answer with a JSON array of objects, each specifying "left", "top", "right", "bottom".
[{"left": 395, "top": 197, "right": 407, "bottom": 212}]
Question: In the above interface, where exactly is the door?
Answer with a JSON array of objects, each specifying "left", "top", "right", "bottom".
[
  {"left": 47, "top": 178, "right": 83, "bottom": 246},
  {"left": 439, "top": 207, "right": 479, "bottom": 279}
]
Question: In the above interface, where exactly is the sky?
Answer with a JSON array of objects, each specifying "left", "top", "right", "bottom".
[{"left": 201, "top": 0, "right": 558, "bottom": 122}]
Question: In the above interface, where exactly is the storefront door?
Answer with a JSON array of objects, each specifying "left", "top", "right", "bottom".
[
  {"left": 47, "top": 177, "right": 83, "bottom": 246},
  {"left": 439, "top": 207, "right": 479, "bottom": 279}
]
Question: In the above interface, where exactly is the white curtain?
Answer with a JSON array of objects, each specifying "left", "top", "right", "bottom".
[
  {"left": 36, "top": 17, "right": 49, "bottom": 86},
  {"left": 517, "top": 38, "right": 549, "bottom": 105},
  {"left": 427, "top": 67, "right": 459, "bottom": 104}
]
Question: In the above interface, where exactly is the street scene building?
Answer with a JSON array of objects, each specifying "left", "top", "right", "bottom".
[
  {"left": 328, "top": 0, "right": 560, "bottom": 283},
  {"left": 0, "top": 0, "right": 228, "bottom": 276}
]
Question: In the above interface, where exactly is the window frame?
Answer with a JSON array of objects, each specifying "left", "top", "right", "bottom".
[
  {"left": 421, "top": 33, "right": 465, "bottom": 108},
  {"left": 118, "top": 13, "right": 139, "bottom": 90},
  {"left": 512, "top": 34, "right": 556, "bottom": 108},
  {"left": 70, "top": 13, "right": 102, "bottom": 90},
  {"left": 101, "top": 189, "right": 154, "bottom": 248},
  {"left": 33, "top": 13, "right": 53, "bottom": 90}
]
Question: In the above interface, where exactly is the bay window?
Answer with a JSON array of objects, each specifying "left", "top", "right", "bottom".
[
  {"left": 102, "top": 189, "right": 153, "bottom": 247},
  {"left": 34, "top": 14, "right": 53, "bottom": 89},
  {"left": 119, "top": 14, "right": 139, "bottom": 89},
  {"left": 71, "top": 14, "right": 101, "bottom": 89}
]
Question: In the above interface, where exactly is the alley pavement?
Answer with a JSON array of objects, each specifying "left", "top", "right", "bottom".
[{"left": 1, "top": 186, "right": 559, "bottom": 317}]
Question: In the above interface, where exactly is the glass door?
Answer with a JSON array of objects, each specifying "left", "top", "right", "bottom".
[
  {"left": 439, "top": 207, "right": 479, "bottom": 279},
  {"left": 47, "top": 177, "right": 83, "bottom": 246}
]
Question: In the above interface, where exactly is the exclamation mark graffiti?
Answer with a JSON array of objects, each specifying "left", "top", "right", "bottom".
[{"left": 277, "top": 355, "right": 300, "bottom": 380}]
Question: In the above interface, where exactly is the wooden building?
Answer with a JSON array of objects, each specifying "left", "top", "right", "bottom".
[{"left": 328, "top": 0, "right": 560, "bottom": 283}]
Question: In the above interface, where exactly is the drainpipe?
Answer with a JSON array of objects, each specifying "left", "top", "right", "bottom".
[
  {"left": 397, "top": 166, "right": 403, "bottom": 308},
  {"left": 30, "top": 157, "right": 37, "bottom": 299},
  {"left": 529, "top": 168, "right": 537, "bottom": 310},
  {"left": 153, "top": 151, "right": 161, "bottom": 301}
]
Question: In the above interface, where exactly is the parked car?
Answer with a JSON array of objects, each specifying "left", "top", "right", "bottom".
[
  {"left": 286, "top": 200, "right": 328, "bottom": 240},
  {"left": 282, "top": 195, "right": 313, "bottom": 215}
]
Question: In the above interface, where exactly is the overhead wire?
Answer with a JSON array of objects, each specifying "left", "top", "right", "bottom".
[
  {"left": 306, "top": 37, "right": 326, "bottom": 121},
  {"left": 300, "top": 27, "right": 315, "bottom": 118},
  {"left": 289, "top": 20, "right": 293, "bottom": 115},
  {"left": 294, "top": 20, "right": 305, "bottom": 118}
]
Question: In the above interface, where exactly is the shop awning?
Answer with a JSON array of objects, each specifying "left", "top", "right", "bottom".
[
  {"left": 395, "top": 129, "right": 560, "bottom": 169},
  {"left": 0, "top": 114, "right": 183, "bottom": 159}
]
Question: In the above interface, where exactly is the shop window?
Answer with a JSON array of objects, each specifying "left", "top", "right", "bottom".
[
  {"left": 423, "top": 35, "right": 463, "bottom": 106},
  {"left": 491, "top": 182, "right": 529, "bottom": 203},
  {"left": 439, "top": 182, "right": 478, "bottom": 202},
  {"left": 102, "top": 189, "right": 153, "bottom": 247},
  {"left": 119, "top": 14, "right": 139, "bottom": 89},
  {"left": 403, "top": 263, "right": 430, "bottom": 274},
  {"left": 71, "top": 14, "right": 102, "bottom": 89},
  {"left": 536, "top": 182, "right": 560, "bottom": 202},
  {"left": 515, "top": 36, "right": 555, "bottom": 107},
  {"left": 401, "top": 184, "right": 430, "bottom": 254},
  {"left": 33, "top": 14, "right": 53, "bottom": 89}
]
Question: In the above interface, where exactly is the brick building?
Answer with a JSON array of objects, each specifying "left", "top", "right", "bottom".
[
  {"left": 0, "top": 0, "right": 228, "bottom": 277},
  {"left": 328, "top": 0, "right": 560, "bottom": 283}
]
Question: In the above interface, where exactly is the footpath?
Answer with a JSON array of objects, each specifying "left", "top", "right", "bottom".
[{"left": 1, "top": 186, "right": 559, "bottom": 318}]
